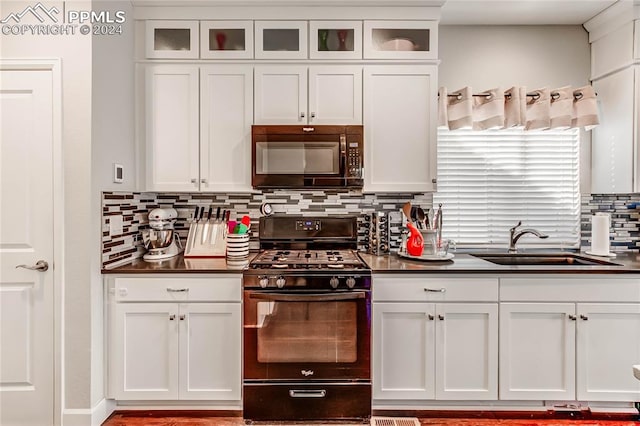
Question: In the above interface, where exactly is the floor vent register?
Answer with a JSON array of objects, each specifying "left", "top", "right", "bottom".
[{"left": 371, "top": 417, "right": 421, "bottom": 426}]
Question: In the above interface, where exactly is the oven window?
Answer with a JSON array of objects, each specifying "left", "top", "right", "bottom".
[
  {"left": 256, "top": 300, "right": 357, "bottom": 363},
  {"left": 255, "top": 141, "right": 340, "bottom": 174}
]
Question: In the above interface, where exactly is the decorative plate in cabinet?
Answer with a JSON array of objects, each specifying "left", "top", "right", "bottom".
[{"left": 364, "top": 20, "right": 438, "bottom": 60}]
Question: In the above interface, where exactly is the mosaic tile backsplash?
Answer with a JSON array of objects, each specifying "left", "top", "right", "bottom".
[
  {"left": 102, "top": 190, "right": 433, "bottom": 268},
  {"left": 103, "top": 192, "right": 640, "bottom": 268},
  {"left": 581, "top": 194, "right": 640, "bottom": 252}
]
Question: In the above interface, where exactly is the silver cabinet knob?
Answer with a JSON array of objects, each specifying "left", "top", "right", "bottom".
[
  {"left": 200, "top": 178, "right": 207, "bottom": 184},
  {"left": 300, "top": 112, "right": 306, "bottom": 119},
  {"left": 191, "top": 178, "right": 197, "bottom": 184},
  {"left": 15, "top": 260, "right": 49, "bottom": 272},
  {"left": 580, "top": 315, "right": 589, "bottom": 321},
  {"left": 569, "top": 314, "right": 577, "bottom": 321}
]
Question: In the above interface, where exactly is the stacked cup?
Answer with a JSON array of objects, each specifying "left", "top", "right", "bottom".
[{"left": 226, "top": 233, "right": 250, "bottom": 258}]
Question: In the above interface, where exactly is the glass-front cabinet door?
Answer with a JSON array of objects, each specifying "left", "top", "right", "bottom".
[
  {"left": 364, "top": 20, "right": 437, "bottom": 60},
  {"left": 255, "top": 21, "right": 308, "bottom": 60},
  {"left": 200, "top": 21, "right": 253, "bottom": 59},
  {"left": 309, "top": 21, "right": 362, "bottom": 60},
  {"left": 145, "top": 20, "right": 200, "bottom": 59}
]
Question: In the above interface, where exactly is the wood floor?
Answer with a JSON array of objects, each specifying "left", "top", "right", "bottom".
[{"left": 102, "top": 414, "right": 640, "bottom": 426}]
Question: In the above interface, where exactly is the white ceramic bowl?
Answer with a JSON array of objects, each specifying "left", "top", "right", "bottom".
[{"left": 380, "top": 38, "right": 416, "bottom": 51}]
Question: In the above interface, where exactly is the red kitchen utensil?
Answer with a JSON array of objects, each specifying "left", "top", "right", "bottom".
[{"left": 406, "top": 222, "right": 424, "bottom": 256}]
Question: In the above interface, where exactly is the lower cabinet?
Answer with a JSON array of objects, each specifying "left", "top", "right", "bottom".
[
  {"left": 500, "top": 277, "right": 640, "bottom": 403},
  {"left": 107, "top": 275, "right": 241, "bottom": 401},
  {"left": 372, "top": 276, "right": 499, "bottom": 401}
]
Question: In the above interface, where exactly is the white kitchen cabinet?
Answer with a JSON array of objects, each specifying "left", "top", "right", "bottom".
[
  {"left": 499, "top": 303, "right": 576, "bottom": 401},
  {"left": 145, "top": 64, "right": 200, "bottom": 192},
  {"left": 200, "top": 21, "right": 253, "bottom": 59},
  {"left": 254, "top": 65, "right": 362, "bottom": 125},
  {"left": 591, "top": 66, "right": 638, "bottom": 193},
  {"left": 145, "top": 64, "right": 253, "bottom": 192},
  {"left": 364, "top": 65, "right": 437, "bottom": 192},
  {"left": 146, "top": 20, "right": 200, "bottom": 59},
  {"left": 200, "top": 65, "right": 253, "bottom": 192},
  {"left": 576, "top": 303, "right": 640, "bottom": 401},
  {"left": 500, "top": 276, "right": 640, "bottom": 403},
  {"left": 255, "top": 21, "right": 308, "bottom": 60},
  {"left": 373, "top": 276, "right": 498, "bottom": 401},
  {"left": 108, "top": 276, "right": 242, "bottom": 402},
  {"left": 309, "top": 21, "right": 362, "bottom": 60},
  {"left": 363, "top": 20, "right": 438, "bottom": 60}
]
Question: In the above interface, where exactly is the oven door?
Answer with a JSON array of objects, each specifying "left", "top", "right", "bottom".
[{"left": 243, "top": 289, "right": 371, "bottom": 381}]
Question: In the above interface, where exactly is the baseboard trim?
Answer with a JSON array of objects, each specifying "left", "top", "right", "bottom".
[
  {"left": 372, "top": 409, "right": 639, "bottom": 421},
  {"left": 63, "top": 398, "right": 115, "bottom": 426}
]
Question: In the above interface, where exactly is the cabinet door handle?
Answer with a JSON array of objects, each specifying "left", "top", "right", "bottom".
[
  {"left": 426, "top": 314, "right": 435, "bottom": 320},
  {"left": 424, "top": 288, "right": 446, "bottom": 293},
  {"left": 166, "top": 288, "right": 189, "bottom": 292},
  {"left": 200, "top": 178, "right": 207, "bottom": 185},
  {"left": 310, "top": 112, "right": 316, "bottom": 119},
  {"left": 179, "top": 314, "right": 185, "bottom": 321},
  {"left": 438, "top": 314, "right": 445, "bottom": 321},
  {"left": 568, "top": 314, "right": 577, "bottom": 321},
  {"left": 300, "top": 112, "right": 306, "bottom": 119},
  {"left": 169, "top": 314, "right": 176, "bottom": 321},
  {"left": 191, "top": 178, "right": 197, "bottom": 184},
  {"left": 580, "top": 315, "right": 588, "bottom": 320}
]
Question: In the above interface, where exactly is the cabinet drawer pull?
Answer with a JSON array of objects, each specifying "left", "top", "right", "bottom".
[
  {"left": 289, "top": 389, "right": 326, "bottom": 398},
  {"left": 302, "top": 127, "right": 314, "bottom": 132},
  {"left": 580, "top": 315, "right": 589, "bottom": 320},
  {"left": 568, "top": 314, "right": 577, "bottom": 321},
  {"left": 424, "top": 287, "right": 446, "bottom": 293},
  {"left": 166, "top": 288, "right": 189, "bottom": 293}
]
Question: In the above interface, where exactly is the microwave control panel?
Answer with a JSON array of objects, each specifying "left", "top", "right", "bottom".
[{"left": 348, "top": 142, "right": 361, "bottom": 177}]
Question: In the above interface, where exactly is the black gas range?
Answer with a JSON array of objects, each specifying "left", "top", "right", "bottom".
[{"left": 242, "top": 215, "right": 372, "bottom": 422}]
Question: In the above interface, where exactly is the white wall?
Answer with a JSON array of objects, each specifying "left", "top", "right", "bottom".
[
  {"left": 439, "top": 25, "right": 591, "bottom": 89},
  {"left": 439, "top": 25, "right": 593, "bottom": 192},
  {"left": 91, "top": 0, "right": 135, "bottom": 410}
]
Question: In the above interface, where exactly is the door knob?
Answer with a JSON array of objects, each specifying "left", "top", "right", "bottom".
[{"left": 15, "top": 260, "right": 49, "bottom": 272}]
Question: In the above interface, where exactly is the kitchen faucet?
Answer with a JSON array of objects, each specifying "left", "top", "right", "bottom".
[{"left": 508, "top": 221, "right": 549, "bottom": 253}]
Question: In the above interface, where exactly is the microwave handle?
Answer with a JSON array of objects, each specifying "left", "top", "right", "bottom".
[{"left": 340, "top": 134, "right": 347, "bottom": 180}]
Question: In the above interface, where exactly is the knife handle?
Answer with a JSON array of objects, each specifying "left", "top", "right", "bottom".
[
  {"left": 207, "top": 206, "right": 213, "bottom": 220},
  {"left": 193, "top": 206, "right": 200, "bottom": 222},
  {"left": 215, "top": 206, "right": 221, "bottom": 221}
]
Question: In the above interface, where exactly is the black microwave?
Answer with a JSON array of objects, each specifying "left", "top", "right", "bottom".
[{"left": 251, "top": 125, "right": 364, "bottom": 189}]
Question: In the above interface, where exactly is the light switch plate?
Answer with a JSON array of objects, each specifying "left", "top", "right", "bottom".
[{"left": 113, "top": 163, "right": 124, "bottom": 183}]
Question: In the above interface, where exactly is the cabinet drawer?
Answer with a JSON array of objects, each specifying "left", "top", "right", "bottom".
[
  {"left": 500, "top": 277, "right": 640, "bottom": 302},
  {"left": 113, "top": 276, "right": 241, "bottom": 302},
  {"left": 373, "top": 276, "right": 498, "bottom": 302}
]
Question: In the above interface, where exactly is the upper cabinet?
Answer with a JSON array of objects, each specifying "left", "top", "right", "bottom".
[
  {"left": 364, "top": 20, "right": 438, "bottom": 60},
  {"left": 200, "top": 21, "right": 254, "bottom": 59},
  {"left": 145, "top": 21, "right": 200, "bottom": 59},
  {"left": 309, "top": 21, "right": 363, "bottom": 60},
  {"left": 255, "top": 21, "right": 308, "bottom": 60}
]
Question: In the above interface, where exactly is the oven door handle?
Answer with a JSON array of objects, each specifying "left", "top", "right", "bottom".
[{"left": 249, "top": 291, "right": 366, "bottom": 302}]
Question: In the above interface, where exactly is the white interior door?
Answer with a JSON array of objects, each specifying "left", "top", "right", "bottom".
[{"left": 0, "top": 68, "right": 55, "bottom": 426}]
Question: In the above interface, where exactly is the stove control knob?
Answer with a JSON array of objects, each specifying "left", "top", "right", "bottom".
[
  {"left": 276, "top": 276, "right": 286, "bottom": 288},
  {"left": 259, "top": 276, "right": 269, "bottom": 288},
  {"left": 346, "top": 277, "right": 356, "bottom": 289},
  {"left": 330, "top": 276, "right": 339, "bottom": 289}
]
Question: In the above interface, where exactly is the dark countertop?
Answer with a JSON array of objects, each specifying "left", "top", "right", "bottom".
[
  {"left": 359, "top": 251, "right": 640, "bottom": 274},
  {"left": 101, "top": 254, "right": 257, "bottom": 274},
  {"left": 102, "top": 251, "right": 640, "bottom": 275}
]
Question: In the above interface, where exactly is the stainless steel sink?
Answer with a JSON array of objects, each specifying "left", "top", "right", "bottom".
[{"left": 471, "top": 253, "right": 622, "bottom": 266}]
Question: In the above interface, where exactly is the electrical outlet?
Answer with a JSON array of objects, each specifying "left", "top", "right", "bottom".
[{"left": 109, "top": 215, "right": 123, "bottom": 236}]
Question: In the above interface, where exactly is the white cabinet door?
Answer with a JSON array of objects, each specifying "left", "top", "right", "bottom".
[
  {"left": 499, "top": 303, "right": 576, "bottom": 400},
  {"left": 200, "top": 65, "right": 253, "bottom": 192},
  {"left": 145, "top": 65, "right": 200, "bottom": 191},
  {"left": 254, "top": 66, "right": 308, "bottom": 124},
  {"left": 591, "top": 67, "right": 636, "bottom": 193},
  {"left": 435, "top": 304, "right": 498, "bottom": 400},
  {"left": 179, "top": 303, "right": 242, "bottom": 400},
  {"left": 373, "top": 302, "right": 435, "bottom": 400},
  {"left": 145, "top": 20, "right": 200, "bottom": 59},
  {"left": 113, "top": 303, "right": 179, "bottom": 400},
  {"left": 308, "top": 66, "right": 362, "bottom": 125},
  {"left": 577, "top": 303, "right": 640, "bottom": 401},
  {"left": 364, "top": 65, "right": 437, "bottom": 192}
]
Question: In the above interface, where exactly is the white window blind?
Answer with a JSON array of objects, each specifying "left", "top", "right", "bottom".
[{"left": 434, "top": 128, "right": 580, "bottom": 249}]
